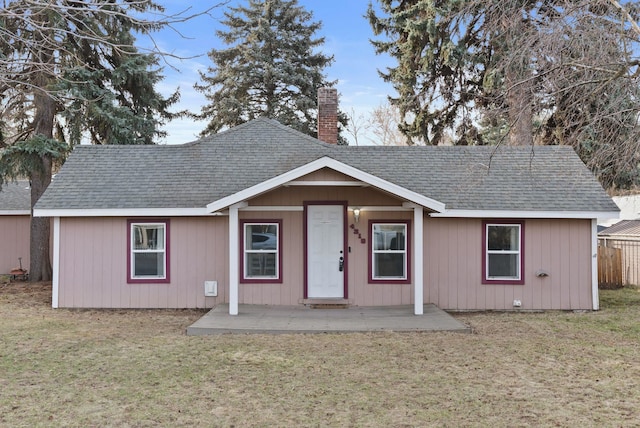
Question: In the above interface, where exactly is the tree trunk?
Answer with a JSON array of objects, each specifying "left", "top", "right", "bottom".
[
  {"left": 29, "top": 88, "right": 55, "bottom": 282},
  {"left": 500, "top": 2, "right": 534, "bottom": 147},
  {"left": 506, "top": 67, "right": 534, "bottom": 146},
  {"left": 29, "top": 157, "right": 52, "bottom": 282},
  {"left": 27, "top": 9, "right": 56, "bottom": 282}
]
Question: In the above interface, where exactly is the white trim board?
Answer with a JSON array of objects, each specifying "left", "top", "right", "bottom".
[
  {"left": 591, "top": 219, "right": 599, "bottom": 311},
  {"left": 284, "top": 180, "right": 369, "bottom": 187},
  {"left": 33, "top": 208, "right": 225, "bottom": 218},
  {"left": 0, "top": 210, "right": 30, "bottom": 215},
  {"left": 52, "top": 217, "right": 60, "bottom": 309},
  {"left": 430, "top": 209, "right": 620, "bottom": 220}
]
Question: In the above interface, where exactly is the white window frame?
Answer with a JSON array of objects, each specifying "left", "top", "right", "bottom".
[
  {"left": 371, "top": 222, "right": 408, "bottom": 281},
  {"left": 130, "top": 221, "right": 167, "bottom": 281},
  {"left": 485, "top": 222, "right": 522, "bottom": 282},
  {"left": 243, "top": 222, "right": 280, "bottom": 281}
]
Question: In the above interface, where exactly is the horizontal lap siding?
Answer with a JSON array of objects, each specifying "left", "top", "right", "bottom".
[
  {"left": 58, "top": 217, "right": 228, "bottom": 308},
  {"left": 0, "top": 215, "right": 30, "bottom": 274},
  {"left": 250, "top": 185, "right": 402, "bottom": 207},
  {"left": 424, "top": 218, "right": 593, "bottom": 310}
]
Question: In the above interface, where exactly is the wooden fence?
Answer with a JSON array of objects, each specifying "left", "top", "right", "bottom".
[
  {"left": 598, "top": 238, "right": 640, "bottom": 288},
  {"left": 598, "top": 244, "right": 623, "bottom": 288}
]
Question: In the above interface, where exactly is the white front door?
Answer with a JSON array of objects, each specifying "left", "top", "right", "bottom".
[{"left": 307, "top": 205, "right": 345, "bottom": 298}]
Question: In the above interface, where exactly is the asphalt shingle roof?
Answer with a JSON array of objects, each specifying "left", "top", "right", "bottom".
[
  {"left": 0, "top": 180, "right": 31, "bottom": 212},
  {"left": 600, "top": 220, "right": 640, "bottom": 236},
  {"left": 35, "top": 118, "right": 618, "bottom": 214}
]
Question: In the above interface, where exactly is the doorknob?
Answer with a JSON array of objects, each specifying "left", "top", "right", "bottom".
[{"left": 338, "top": 256, "right": 344, "bottom": 272}]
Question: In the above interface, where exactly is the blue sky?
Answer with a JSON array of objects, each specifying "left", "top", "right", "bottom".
[{"left": 147, "top": 0, "right": 394, "bottom": 144}]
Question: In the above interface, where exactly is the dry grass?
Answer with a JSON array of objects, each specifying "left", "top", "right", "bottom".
[{"left": 1, "top": 281, "right": 639, "bottom": 427}]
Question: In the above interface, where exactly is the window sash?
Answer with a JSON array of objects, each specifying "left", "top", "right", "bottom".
[
  {"left": 372, "top": 223, "right": 407, "bottom": 280},
  {"left": 131, "top": 223, "right": 167, "bottom": 280},
  {"left": 244, "top": 223, "right": 279, "bottom": 279},
  {"left": 485, "top": 223, "right": 521, "bottom": 280}
]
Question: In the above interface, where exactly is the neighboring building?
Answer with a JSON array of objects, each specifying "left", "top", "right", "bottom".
[
  {"left": 599, "top": 220, "right": 640, "bottom": 286},
  {"left": 598, "top": 194, "right": 640, "bottom": 228},
  {"left": 0, "top": 181, "right": 31, "bottom": 275},
  {"left": 33, "top": 90, "right": 619, "bottom": 312}
]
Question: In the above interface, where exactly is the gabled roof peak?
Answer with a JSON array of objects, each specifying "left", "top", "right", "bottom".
[{"left": 186, "top": 117, "right": 336, "bottom": 150}]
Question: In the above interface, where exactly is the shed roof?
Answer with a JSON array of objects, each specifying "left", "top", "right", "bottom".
[
  {"left": 34, "top": 118, "right": 618, "bottom": 216},
  {"left": 599, "top": 220, "right": 640, "bottom": 237},
  {"left": 0, "top": 181, "right": 31, "bottom": 213}
]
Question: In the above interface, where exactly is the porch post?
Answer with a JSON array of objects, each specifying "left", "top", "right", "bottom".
[
  {"left": 413, "top": 206, "right": 424, "bottom": 315},
  {"left": 229, "top": 204, "right": 241, "bottom": 315}
]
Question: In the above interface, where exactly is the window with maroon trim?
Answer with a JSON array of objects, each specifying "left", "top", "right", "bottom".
[
  {"left": 241, "top": 220, "right": 282, "bottom": 283},
  {"left": 483, "top": 221, "right": 524, "bottom": 284},
  {"left": 128, "top": 220, "right": 169, "bottom": 283},
  {"left": 370, "top": 221, "right": 410, "bottom": 283}
]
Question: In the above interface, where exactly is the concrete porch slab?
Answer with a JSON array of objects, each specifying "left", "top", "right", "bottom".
[{"left": 186, "top": 304, "right": 471, "bottom": 335}]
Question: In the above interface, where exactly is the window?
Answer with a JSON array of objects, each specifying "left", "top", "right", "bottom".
[
  {"left": 242, "top": 221, "right": 282, "bottom": 283},
  {"left": 370, "top": 221, "right": 410, "bottom": 283},
  {"left": 128, "top": 220, "right": 169, "bottom": 283},
  {"left": 483, "top": 221, "right": 524, "bottom": 284}
]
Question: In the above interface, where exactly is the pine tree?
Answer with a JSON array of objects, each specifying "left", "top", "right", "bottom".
[
  {"left": 195, "top": 0, "right": 345, "bottom": 141},
  {"left": 0, "top": 0, "right": 183, "bottom": 281},
  {"left": 368, "top": 0, "right": 640, "bottom": 188}
]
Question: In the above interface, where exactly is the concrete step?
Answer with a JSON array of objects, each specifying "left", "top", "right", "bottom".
[{"left": 301, "top": 298, "right": 351, "bottom": 309}]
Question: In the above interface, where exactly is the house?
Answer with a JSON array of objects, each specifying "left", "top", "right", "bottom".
[
  {"left": 0, "top": 181, "right": 31, "bottom": 275},
  {"left": 599, "top": 220, "right": 640, "bottom": 286},
  {"left": 598, "top": 194, "right": 640, "bottom": 228},
  {"left": 33, "top": 90, "right": 619, "bottom": 313}
]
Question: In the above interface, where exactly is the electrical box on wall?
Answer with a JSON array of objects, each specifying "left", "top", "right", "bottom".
[{"left": 204, "top": 281, "right": 218, "bottom": 297}]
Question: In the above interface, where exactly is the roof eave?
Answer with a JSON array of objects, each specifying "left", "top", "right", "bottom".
[
  {"left": 33, "top": 208, "right": 223, "bottom": 217},
  {"left": 0, "top": 210, "right": 30, "bottom": 215},
  {"left": 430, "top": 209, "right": 620, "bottom": 219}
]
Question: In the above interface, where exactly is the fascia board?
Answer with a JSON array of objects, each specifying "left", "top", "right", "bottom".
[
  {"left": 0, "top": 210, "right": 30, "bottom": 215},
  {"left": 33, "top": 208, "right": 221, "bottom": 218},
  {"left": 206, "top": 156, "right": 446, "bottom": 213},
  {"left": 431, "top": 209, "right": 621, "bottom": 219}
]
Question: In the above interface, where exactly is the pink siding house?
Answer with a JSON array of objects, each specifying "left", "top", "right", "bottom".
[
  {"left": 0, "top": 181, "right": 31, "bottom": 276},
  {"left": 34, "top": 90, "right": 619, "bottom": 313}
]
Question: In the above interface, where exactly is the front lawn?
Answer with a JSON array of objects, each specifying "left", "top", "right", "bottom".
[{"left": 1, "top": 282, "right": 638, "bottom": 427}]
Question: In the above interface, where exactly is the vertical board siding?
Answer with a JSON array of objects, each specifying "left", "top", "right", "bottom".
[
  {"left": 55, "top": 182, "right": 593, "bottom": 311},
  {"left": 424, "top": 218, "right": 593, "bottom": 310},
  {"left": 247, "top": 186, "right": 411, "bottom": 306},
  {"left": 347, "top": 210, "right": 413, "bottom": 306},
  {"left": 238, "top": 211, "right": 304, "bottom": 305},
  {"left": 58, "top": 217, "right": 228, "bottom": 308},
  {"left": 0, "top": 215, "right": 30, "bottom": 274}
]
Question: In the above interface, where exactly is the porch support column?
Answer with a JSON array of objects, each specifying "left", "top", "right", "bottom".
[
  {"left": 229, "top": 202, "right": 247, "bottom": 315},
  {"left": 591, "top": 218, "right": 599, "bottom": 311},
  {"left": 413, "top": 206, "right": 424, "bottom": 315}
]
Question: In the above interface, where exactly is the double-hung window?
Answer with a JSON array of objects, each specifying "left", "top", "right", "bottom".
[
  {"left": 483, "top": 221, "right": 524, "bottom": 284},
  {"left": 370, "top": 221, "right": 410, "bottom": 283},
  {"left": 242, "top": 221, "right": 281, "bottom": 283},
  {"left": 128, "top": 220, "right": 169, "bottom": 283}
]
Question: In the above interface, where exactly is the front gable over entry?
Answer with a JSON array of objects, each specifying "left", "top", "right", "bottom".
[{"left": 206, "top": 156, "right": 446, "bottom": 214}]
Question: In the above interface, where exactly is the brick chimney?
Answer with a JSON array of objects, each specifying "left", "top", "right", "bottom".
[{"left": 317, "top": 87, "right": 338, "bottom": 144}]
